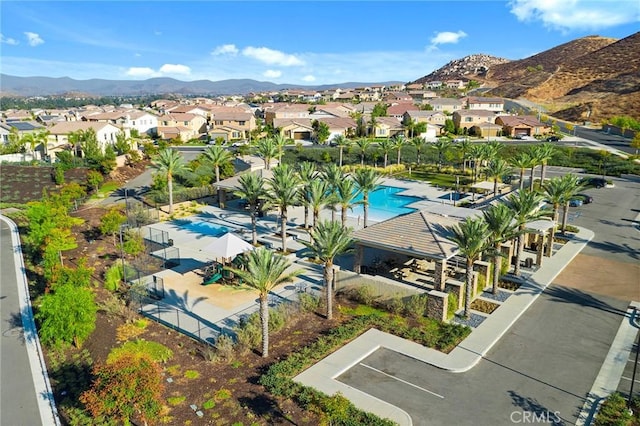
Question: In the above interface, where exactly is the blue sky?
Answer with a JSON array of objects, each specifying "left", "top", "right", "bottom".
[{"left": 1, "top": 1, "right": 638, "bottom": 85}]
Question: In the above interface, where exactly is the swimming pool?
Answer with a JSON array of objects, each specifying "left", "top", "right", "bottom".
[
  {"left": 351, "top": 186, "right": 421, "bottom": 222},
  {"left": 175, "top": 220, "right": 231, "bottom": 237}
]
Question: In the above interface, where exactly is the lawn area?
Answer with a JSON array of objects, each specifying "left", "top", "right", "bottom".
[{"left": 398, "top": 169, "right": 473, "bottom": 189}]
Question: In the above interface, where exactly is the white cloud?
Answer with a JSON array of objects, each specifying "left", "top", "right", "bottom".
[
  {"left": 126, "top": 67, "right": 156, "bottom": 77},
  {"left": 134, "top": 53, "right": 141, "bottom": 57},
  {"left": 211, "top": 44, "right": 238, "bottom": 56},
  {"left": 242, "top": 46, "right": 304, "bottom": 66},
  {"left": 1, "top": 34, "right": 19, "bottom": 45},
  {"left": 159, "top": 64, "right": 191, "bottom": 75},
  {"left": 24, "top": 32, "right": 44, "bottom": 46},
  {"left": 263, "top": 69, "right": 282, "bottom": 78},
  {"left": 508, "top": 0, "right": 638, "bottom": 31},
  {"left": 302, "top": 75, "right": 316, "bottom": 82},
  {"left": 430, "top": 31, "right": 467, "bottom": 46}
]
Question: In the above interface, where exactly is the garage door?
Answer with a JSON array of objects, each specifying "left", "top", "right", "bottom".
[{"left": 294, "top": 131, "right": 311, "bottom": 140}]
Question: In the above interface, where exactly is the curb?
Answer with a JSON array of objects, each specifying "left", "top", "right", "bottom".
[{"left": 0, "top": 215, "right": 61, "bottom": 426}]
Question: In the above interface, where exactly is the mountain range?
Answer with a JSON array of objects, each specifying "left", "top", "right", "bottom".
[
  {"left": 0, "top": 75, "right": 401, "bottom": 98},
  {"left": 415, "top": 31, "right": 640, "bottom": 122},
  {"left": 1, "top": 31, "right": 639, "bottom": 122}
]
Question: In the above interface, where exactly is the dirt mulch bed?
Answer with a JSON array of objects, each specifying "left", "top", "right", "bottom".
[{"left": 470, "top": 298, "right": 500, "bottom": 314}]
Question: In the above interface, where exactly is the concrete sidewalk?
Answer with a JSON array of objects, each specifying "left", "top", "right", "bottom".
[{"left": 293, "top": 226, "right": 637, "bottom": 425}]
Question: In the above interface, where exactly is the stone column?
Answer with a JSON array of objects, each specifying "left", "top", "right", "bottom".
[
  {"left": 353, "top": 244, "right": 363, "bottom": 274},
  {"left": 501, "top": 242, "right": 514, "bottom": 268},
  {"left": 427, "top": 290, "right": 448, "bottom": 322},
  {"left": 536, "top": 234, "right": 544, "bottom": 266},
  {"left": 434, "top": 260, "right": 446, "bottom": 291},
  {"left": 545, "top": 230, "right": 553, "bottom": 257}
]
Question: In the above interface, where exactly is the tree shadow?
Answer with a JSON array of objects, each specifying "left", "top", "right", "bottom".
[
  {"left": 508, "top": 390, "right": 567, "bottom": 425},
  {"left": 237, "top": 391, "right": 296, "bottom": 425},
  {"left": 542, "top": 285, "right": 631, "bottom": 318},
  {"left": 586, "top": 239, "right": 639, "bottom": 261}
]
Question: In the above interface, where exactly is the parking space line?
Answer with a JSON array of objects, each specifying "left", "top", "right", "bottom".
[
  {"left": 359, "top": 363, "right": 445, "bottom": 399},
  {"left": 620, "top": 376, "right": 640, "bottom": 384}
]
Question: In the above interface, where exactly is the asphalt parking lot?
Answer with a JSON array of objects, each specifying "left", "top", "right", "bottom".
[{"left": 337, "top": 286, "right": 630, "bottom": 426}]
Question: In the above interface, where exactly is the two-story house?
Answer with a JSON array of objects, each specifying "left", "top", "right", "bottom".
[
  {"left": 403, "top": 110, "right": 447, "bottom": 126},
  {"left": 46, "top": 121, "right": 126, "bottom": 160},
  {"left": 157, "top": 113, "right": 207, "bottom": 141},
  {"left": 465, "top": 96, "right": 505, "bottom": 112},
  {"left": 427, "top": 98, "right": 463, "bottom": 114},
  {"left": 452, "top": 109, "right": 497, "bottom": 133},
  {"left": 264, "top": 104, "right": 312, "bottom": 126},
  {"left": 208, "top": 109, "right": 256, "bottom": 142}
]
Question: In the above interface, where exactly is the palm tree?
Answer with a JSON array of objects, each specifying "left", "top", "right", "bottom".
[
  {"left": 431, "top": 139, "right": 452, "bottom": 172},
  {"left": 468, "top": 144, "right": 484, "bottom": 184},
  {"left": 505, "top": 190, "right": 545, "bottom": 276},
  {"left": 599, "top": 150, "right": 611, "bottom": 180},
  {"left": 533, "top": 143, "right": 556, "bottom": 184},
  {"left": 355, "top": 138, "right": 371, "bottom": 166},
  {"left": 447, "top": 217, "right": 490, "bottom": 319},
  {"left": 333, "top": 135, "right": 351, "bottom": 167},
  {"left": 352, "top": 168, "right": 381, "bottom": 228},
  {"left": 335, "top": 177, "right": 360, "bottom": 227},
  {"left": 484, "top": 158, "right": 512, "bottom": 197},
  {"left": 267, "top": 164, "right": 300, "bottom": 253},
  {"left": 151, "top": 149, "right": 187, "bottom": 215},
  {"left": 255, "top": 138, "right": 278, "bottom": 170},
  {"left": 392, "top": 135, "right": 406, "bottom": 165},
  {"left": 273, "top": 133, "right": 289, "bottom": 164},
  {"left": 483, "top": 204, "right": 518, "bottom": 294},
  {"left": 377, "top": 139, "right": 393, "bottom": 168},
  {"left": 228, "top": 248, "right": 301, "bottom": 357},
  {"left": 322, "top": 164, "right": 343, "bottom": 222},
  {"left": 307, "top": 179, "right": 332, "bottom": 231},
  {"left": 202, "top": 145, "right": 233, "bottom": 207},
  {"left": 234, "top": 172, "right": 268, "bottom": 245},
  {"left": 527, "top": 147, "right": 543, "bottom": 191},
  {"left": 510, "top": 152, "right": 532, "bottom": 190},
  {"left": 558, "top": 174, "right": 584, "bottom": 235},
  {"left": 410, "top": 136, "right": 426, "bottom": 165},
  {"left": 297, "top": 162, "right": 318, "bottom": 229},
  {"left": 302, "top": 220, "right": 354, "bottom": 320},
  {"left": 456, "top": 139, "right": 472, "bottom": 173}
]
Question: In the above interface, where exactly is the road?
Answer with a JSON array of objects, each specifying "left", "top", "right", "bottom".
[
  {"left": 0, "top": 219, "right": 48, "bottom": 426},
  {"left": 338, "top": 285, "right": 630, "bottom": 426}
]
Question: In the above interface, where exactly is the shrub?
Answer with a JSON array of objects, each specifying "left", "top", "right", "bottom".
[
  {"left": 214, "top": 388, "right": 232, "bottom": 401},
  {"left": 594, "top": 392, "right": 632, "bottom": 426},
  {"left": 355, "top": 285, "right": 376, "bottom": 305},
  {"left": 104, "top": 264, "right": 122, "bottom": 292},
  {"left": 298, "top": 293, "right": 321, "bottom": 312},
  {"left": 447, "top": 293, "right": 458, "bottom": 319},
  {"left": 214, "top": 334, "right": 235, "bottom": 360},
  {"left": 116, "top": 320, "right": 148, "bottom": 342},
  {"left": 202, "top": 399, "right": 215, "bottom": 410},
  {"left": 167, "top": 395, "right": 186, "bottom": 406},
  {"left": 107, "top": 340, "right": 173, "bottom": 364},
  {"left": 384, "top": 296, "right": 404, "bottom": 315},
  {"left": 404, "top": 294, "right": 428, "bottom": 318},
  {"left": 184, "top": 370, "right": 200, "bottom": 379}
]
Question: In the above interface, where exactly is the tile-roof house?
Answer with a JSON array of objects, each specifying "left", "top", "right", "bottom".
[
  {"left": 403, "top": 110, "right": 447, "bottom": 126},
  {"left": 157, "top": 112, "right": 206, "bottom": 141},
  {"left": 315, "top": 117, "right": 357, "bottom": 140},
  {"left": 387, "top": 103, "right": 420, "bottom": 119},
  {"left": 370, "top": 116, "right": 404, "bottom": 138},
  {"left": 427, "top": 98, "right": 463, "bottom": 113},
  {"left": 495, "top": 115, "right": 550, "bottom": 137},
  {"left": 452, "top": 109, "right": 497, "bottom": 132},
  {"left": 209, "top": 109, "right": 256, "bottom": 140},
  {"left": 465, "top": 96, "right": 505, "bottom": 112},
  {"left": 46, "top": 121, "right": 125, "bottom": 160},
  {"left": 264, "top": 104, "right": 311, "bottom": 125}
]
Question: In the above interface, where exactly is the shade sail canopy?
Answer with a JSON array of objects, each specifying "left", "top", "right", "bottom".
[{"left": 202, "top": 232, "right": 254, "bottom": 261}]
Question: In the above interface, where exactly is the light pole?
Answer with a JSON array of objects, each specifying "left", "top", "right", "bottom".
[{"left": 628, "top": 329, "right": 639, "bottom": 409}]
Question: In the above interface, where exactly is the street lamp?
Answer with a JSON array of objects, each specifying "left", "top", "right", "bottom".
[{"left": 119, "top": 223, "right": 129, "bottom": 284}]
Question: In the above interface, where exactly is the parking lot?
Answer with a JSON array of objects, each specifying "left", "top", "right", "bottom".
[{"left": 337, "top": 286, "right": 630, "bottom": 426}]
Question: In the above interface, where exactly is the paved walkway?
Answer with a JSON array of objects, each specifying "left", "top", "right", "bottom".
[
  {"left": 0, "top": 215, "right": 60, "bottom": 426},
  {"left": 294, "top": 226, "right": 639, "bottom": 425}
]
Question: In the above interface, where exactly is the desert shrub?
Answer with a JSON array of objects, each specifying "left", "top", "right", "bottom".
[
  {"left": 107, "top": 340, "right": 173, "bottom": 364},
  {"left": 184, "top": 370, "right": 200, "bottom": 379},
  {"left": 214, "top": 334, "right": 235, "bottom": 360},
  {"left": 384, "top": 295, "right": 404, "bottom": 315},
  {"left": 594, "top": 392, "right": 632, "bottom": 426},
  {"left": 167, "top": 395, "right": 186, "bottom": 406},
  {"left": 355, "top": 285, "right": 376, "bottom": 305},
  {"left": 234, "top": 314, "right": 262, "bottom": 352},
  {"left": 202, "top": 399, "right": 215, "bottom": 410},
  {"left": 447, "top": 293, "right": 459, "bottom": 319},
  {"left": 116, "top": 319, "right": 148, "bottom": 342},
  {"left": 214, "top": 388, "right": 232, "bottom": 401},
  {"left": 298, "top": 293, "right": 321, "bottom": 312},
  {"left": 404, "top": 294, "right": 428, "bottom": 318}
]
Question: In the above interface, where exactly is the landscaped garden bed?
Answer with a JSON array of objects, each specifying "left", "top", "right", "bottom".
[
  {"left": 498, "top": 279, "right": 523, "bottom": 291},
  {"left": 470, "top": 298, "right": 500, "bottom": 314}
]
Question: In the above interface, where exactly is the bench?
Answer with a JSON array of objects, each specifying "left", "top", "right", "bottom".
[{"left": 203, "top": 272, "right": 223, "bottom": 285}]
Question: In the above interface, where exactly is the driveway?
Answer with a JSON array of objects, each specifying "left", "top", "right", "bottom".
[{"left": 337, "top": 285, "right": 629, "bottom": 426}]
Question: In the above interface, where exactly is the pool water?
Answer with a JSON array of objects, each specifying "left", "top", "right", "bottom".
[
  {"left": 177, "top": 220, "right": 230, "bottom": 237},
  {"left": 351, "top": 186, "right": 421, "bottom": 222}
]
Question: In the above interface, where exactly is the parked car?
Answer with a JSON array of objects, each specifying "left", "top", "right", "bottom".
[
  {"left": 546, "top": 135, "right": 560, "bottom": 142},
  {"left": 514, "top": 134, "right": 527, "bottom": 140},
  {"left": 452, "top": 137, "right": 467, "bottom": 143},
  {"left": 575, "top": 193, "right": 593, "bottom": 204},
  {"left": 568, "top": 198, "right": 583, "bottom": 207},
  {"left": 582, "top": 177, "right": 606, "bottom": 188}
]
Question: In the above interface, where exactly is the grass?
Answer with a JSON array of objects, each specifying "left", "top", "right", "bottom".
[
  {"left": 184, "top": 370, "right": 200, "bottom": 379},
  {"left": 338, "top": 304, "right": 388, "bottom": 317},
  {"left": 167, "top": 396, "right": 186, "bottom": 406}
]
